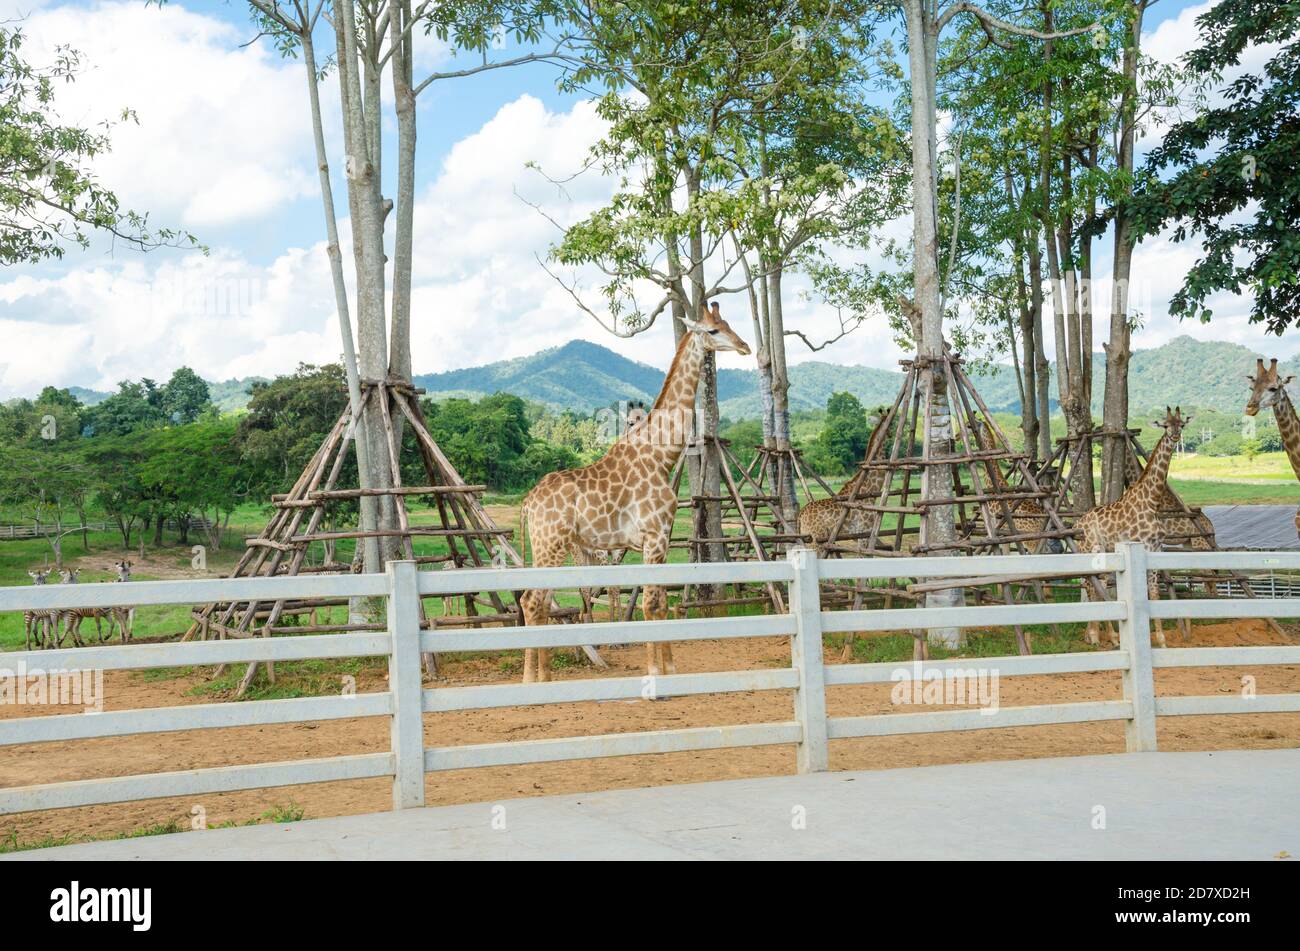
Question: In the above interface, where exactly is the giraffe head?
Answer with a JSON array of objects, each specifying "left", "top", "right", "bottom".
[
  {"left": 1245, "top": 358, "right": 1294, "bottom": 416},
  {"left": 1153, "top": 406, "right": 1191, "bottom": 440},
  {"left": 679, "top": 302, "right": 750, "bottom": 356},
  {"left": 27, "top": 569, "right": 49, "bottom": 585}
]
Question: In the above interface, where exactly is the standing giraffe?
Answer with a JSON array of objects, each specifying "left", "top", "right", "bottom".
[
  {"left": 1076, "top": 407, "right": 1191, "bottom": 648},
  {"left": 1121, "top": 447, "right": 1216, "bottom": 551},
  {"left": 1245, "top": 358, "right": 1300, "bottom": 538},
  {"left": 518, "top": 302, "right": 750, "bottom": 683}
]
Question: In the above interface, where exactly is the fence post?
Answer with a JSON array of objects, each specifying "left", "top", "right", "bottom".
[
  {"left": 787, "top": 547, "right": 829, "bottom": 773},
  {"left": 1116, "top": 542, "right": 1157, "bottom": 752},
  {"left": 387, "top": 560, "right": 426, "bottom": 808}
]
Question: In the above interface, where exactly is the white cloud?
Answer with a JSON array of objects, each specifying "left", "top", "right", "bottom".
[
  {"left": 2, "top": 1, "right": 1294, "bottom": 405},
  {"left": 20, "top": 1, "right": 315, "bottom": 230}
]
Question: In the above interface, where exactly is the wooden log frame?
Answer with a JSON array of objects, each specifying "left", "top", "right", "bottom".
[
  {"left": 822, "top": 353, "right": 1105, "bottom": 660},
  {"left": 661, "top": 436, "right": 826, "bottom": 617},
  {"left": 186, "top": 380, "right": 607, "bottom": 696}
]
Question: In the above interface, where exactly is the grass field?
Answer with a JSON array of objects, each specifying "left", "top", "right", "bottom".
[{"left": 1168, "top": 451, "right": 1298, "bottom": 482}]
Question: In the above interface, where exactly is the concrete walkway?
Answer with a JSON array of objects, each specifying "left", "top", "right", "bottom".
[{"left": 9, "top": 750, "right": 1297, "bottom": 860}]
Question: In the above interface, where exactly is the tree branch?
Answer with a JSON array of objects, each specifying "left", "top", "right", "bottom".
[{"left": 935, "top": 2, "right": 1097, "bottom": 41}]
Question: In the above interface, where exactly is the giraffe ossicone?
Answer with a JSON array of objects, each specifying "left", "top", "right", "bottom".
[{"left": 516, "top": 302, "right": 751, "bottom": 684}]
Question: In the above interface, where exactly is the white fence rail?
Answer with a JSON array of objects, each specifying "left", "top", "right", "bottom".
[
  {"left": 0, "top": 522, "right": 111, "bottom": 540},
  {"left": 1, "top": 543, "right": 1298, "bottom": 816}
]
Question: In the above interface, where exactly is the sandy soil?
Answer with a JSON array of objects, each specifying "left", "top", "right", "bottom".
[{"left": 2, "top": 619, "right": 1298, "bottom": 846}]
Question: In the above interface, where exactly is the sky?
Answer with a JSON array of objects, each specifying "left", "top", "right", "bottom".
[{"left": 0, "top": 0, "right": 1289, "bottom": 400}]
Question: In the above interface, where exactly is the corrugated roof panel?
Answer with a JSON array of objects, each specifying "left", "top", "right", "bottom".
[{"left": 1202, "top": 505, "right": 1300, "bottom": 550}]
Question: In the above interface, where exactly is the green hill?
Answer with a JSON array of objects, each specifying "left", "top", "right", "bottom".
[
  {"left": 414, "top": 338, "right": 665, "bottom": 410},
  {"left": 30, "top": 334, "right": 1299, "bottom": 421}
]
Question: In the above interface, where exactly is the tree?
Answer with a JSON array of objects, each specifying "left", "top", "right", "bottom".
[
  {"left": 160, "top": 367, "right": 212, "bottom": 424},
  {"left": 809, "top": 392, "right": 872, "bottom": 474},
  {"left": 137, "top": 419, "right": 246, "bottom": 550},
  {"left": 0, "top": 445, "right": 94, "bottom": 565},
  {"left": 0, "top": 24, "right": 194, "bottom": 264},
  {"left": 236, "top": 0, "right": 571, "bottom": 574},
  {"left": 83, "top": 380, "right": 168, "bottom": 437},
  {"left": 890, "top": 0, "right": 1094, "bottom": 646},
  {"left": 236, "top": 363, "right": 350, "bottom": 498},
  {"left": 1127, "top": 0, "right": 1300, "bottom": 333}
]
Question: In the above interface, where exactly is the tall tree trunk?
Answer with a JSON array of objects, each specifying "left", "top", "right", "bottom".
[
  {"left": 757, "top": 130, "right": 798, "bottom": 522},
  {"left": 1009, "top": 171, "right": 1039, "bottom": 460},
  {"left": 334, "top": 0, "right": 394, "bottom": 572},
  {"left": 1021, "top": 212, "right": 1053, "bottom": 459},
  {"left": 685, "top": 168, "right": 724, "bottom": 573},
  {"left": 1102, "top": 2, "right": 1145, "bottom": 503},
  {"left": 907, "top": 0, "right": 962, "bottom": 647},
  {"left": 765, "top": 263, "right": 799, "bottom": 525}
]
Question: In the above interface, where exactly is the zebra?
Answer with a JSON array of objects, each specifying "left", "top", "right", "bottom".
[
  {"left": 58, "top": 567, "right": 111, "bottom": 646},
  {"left": 107, "top": 560, "right": 137, "bottom": 643},
  {"left": 23, "top": 569, "right": 59, "bottom": 650}
]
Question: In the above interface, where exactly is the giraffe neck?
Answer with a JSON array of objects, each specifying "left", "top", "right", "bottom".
[
  {"left": 1273, "top": 388, "right": 1300, "bottom": 481},
  {"left": 1127, "top": 430, "right": 1176, "bottom": 513},
  {"left": 625, "top": 330, "right": 706, "bottom": 470}
]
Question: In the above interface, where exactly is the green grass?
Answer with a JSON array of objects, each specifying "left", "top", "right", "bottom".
[
  {"left": 1167, "top": 478, "right": 1300, "bottom": 506},
  {"left": 1168, "top": 451, "right": 1297, "bottom": 482},
  {"left": 0, "top": 800, "right": 305, "bottom": 853}
]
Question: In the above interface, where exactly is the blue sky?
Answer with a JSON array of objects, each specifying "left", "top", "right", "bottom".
[{"left": 0, "top": 0, "right": 1287, "bottom": 400}]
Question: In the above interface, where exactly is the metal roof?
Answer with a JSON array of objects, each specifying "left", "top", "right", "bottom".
[{"left": 1202, "top": 505, "right": 1300, "bottom": 550}]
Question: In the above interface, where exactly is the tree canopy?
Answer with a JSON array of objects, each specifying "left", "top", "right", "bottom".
[{"left": 1128, "top": 0, "right": 1300, "bottom": 331}]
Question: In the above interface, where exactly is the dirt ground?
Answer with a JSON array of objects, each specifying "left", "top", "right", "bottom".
[{"left": 2, "top": 619, "right": 1298, "bottom": 847}]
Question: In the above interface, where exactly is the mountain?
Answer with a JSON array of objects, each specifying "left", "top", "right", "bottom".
[
  {"left": 27, "top": 335, "right": 1298, "bottom": 421},
  {"left": 414, "top": 339, "right": 667, "bottom": 410}
]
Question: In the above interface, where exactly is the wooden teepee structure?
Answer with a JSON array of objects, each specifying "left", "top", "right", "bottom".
[
  {"left": 186, "top": 379, "right": 589, "bottom": 694},
  {"left": 665, "top": 436, "right": 831, "bottom": 615},
  {"left": 823, "top": 352, "right": 1087, "bottom": 655}
]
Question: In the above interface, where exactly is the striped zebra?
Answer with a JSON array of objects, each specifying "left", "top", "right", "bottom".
[
  {"left": 23, "top": 569, "right": 59, "bottom": 650},
  {"left": 108, "top": 560, "right": 137, "bottom": 643},
  {"left": 58, "top": 567, "right": 111, "bottom": 646}
]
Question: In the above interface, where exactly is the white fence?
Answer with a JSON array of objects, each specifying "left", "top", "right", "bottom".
[
  {"left": 1, "top": 543, "right": 1299, "bottom": 816},
  {"left": 0, "top": 522, "right": 111, "bottom": 540}
]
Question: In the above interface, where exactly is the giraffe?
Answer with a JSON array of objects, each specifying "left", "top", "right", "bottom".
[
  {"left": 798, "top": 413, "right": 890, "bottom": 555},
  {"left": 1075, "top": 406, "right": 1191, "bottom": 649},
  {"left": 23, "top": 569, "right": 58, "bottom": 650},
  {"left": 517, "top": 302, "right": 750, "bottom": 683},
  {"left": 1121, "top": 448, "right": 1216, "bottom": 552},
  {"left": 1245, "top": 357, "right": 1300, "bottom": 538}
]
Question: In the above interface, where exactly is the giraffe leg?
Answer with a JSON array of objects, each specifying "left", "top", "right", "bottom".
[
  {"left": 520, "top": 587, "right": 551, "bottom": 684},
  {"left": 641, "top": 532, "right": 672, "bottom": 677},
  {"left": 1083, "top": 578, "right": 1101, "bottom": 646},
  {"left": 1148, "top": 572, "right": 1166, "bottom": 649}
]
